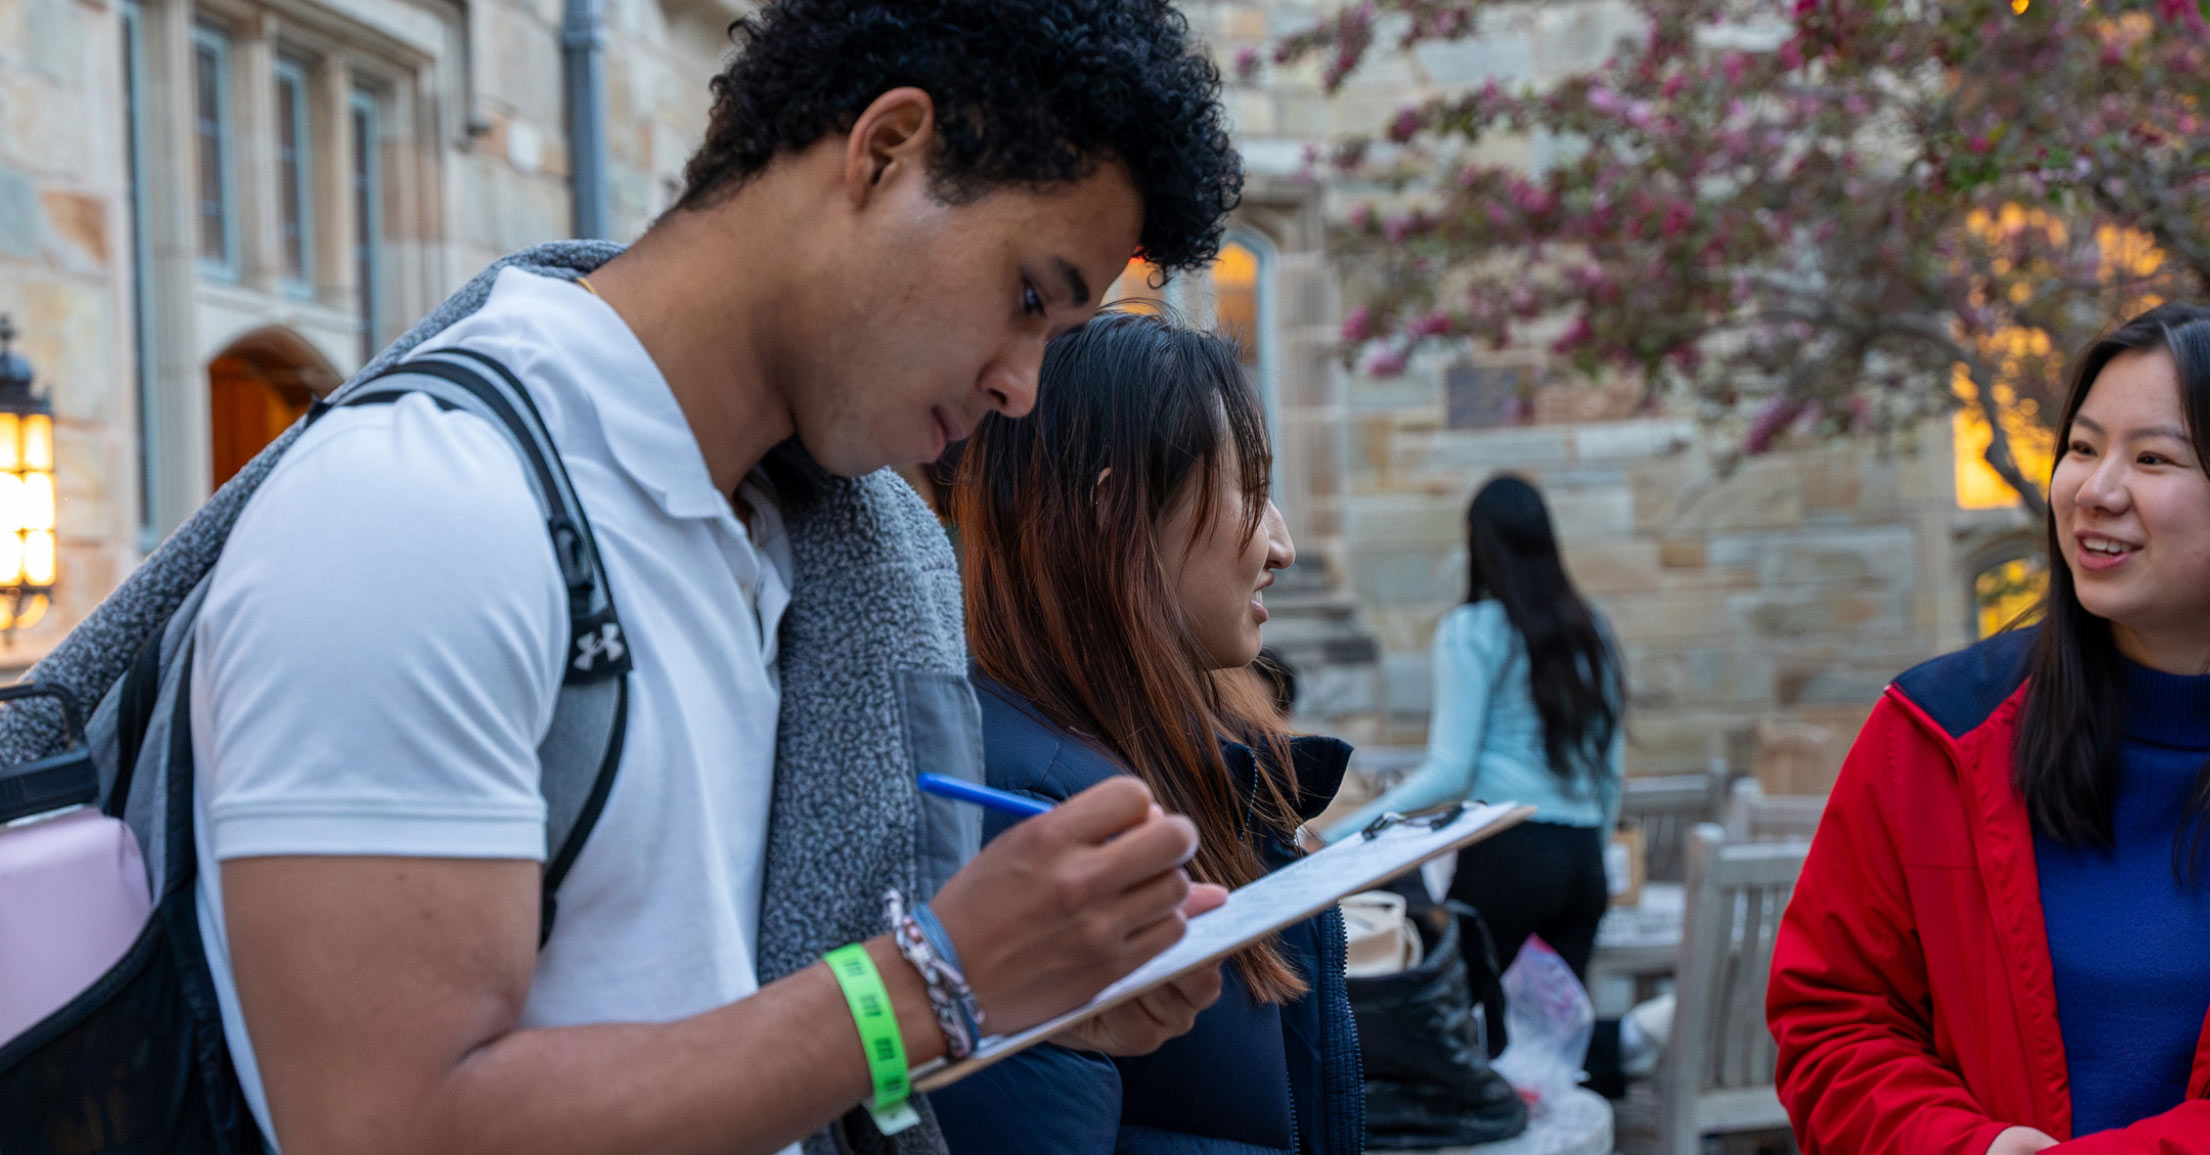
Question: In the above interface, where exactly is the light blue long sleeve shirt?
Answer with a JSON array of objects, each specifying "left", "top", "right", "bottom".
[{"left": 1324, "top": 600, "right": 1622, "bottom": 840}]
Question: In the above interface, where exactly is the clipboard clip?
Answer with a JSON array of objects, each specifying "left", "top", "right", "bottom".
[{"left": 1360, "top": 801, "right": 1467, "bottom": 840}]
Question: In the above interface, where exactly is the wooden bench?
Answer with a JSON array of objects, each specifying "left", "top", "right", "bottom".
[{"left": 1658, "top": 824, "right": 1806, "bottom": 1155}]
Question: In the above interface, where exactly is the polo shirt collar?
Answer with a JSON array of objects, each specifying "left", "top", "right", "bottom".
[{"left": 496, "top": 267, "right": 741, "bottom": 524}]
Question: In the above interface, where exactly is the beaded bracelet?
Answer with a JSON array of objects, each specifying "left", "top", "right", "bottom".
[{"left": 884, "top": 889, "right": 985, "bottom": 1059}]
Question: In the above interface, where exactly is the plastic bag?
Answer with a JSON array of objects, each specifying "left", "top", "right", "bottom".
[
  {"left": 1491, "top": 936, "right": 1595, "bottom": 1115},
  {"left": 1347, "top": 909, "right": 1529, "bottom": 1148}
]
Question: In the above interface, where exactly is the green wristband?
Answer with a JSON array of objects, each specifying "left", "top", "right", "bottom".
[{"left": 824, "top": 943, "right": 920, "bottom": 1135}]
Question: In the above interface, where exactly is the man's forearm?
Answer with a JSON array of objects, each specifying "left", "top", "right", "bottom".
[{"left": 284, "top": 937, "right": 943, "bottom": 1155}]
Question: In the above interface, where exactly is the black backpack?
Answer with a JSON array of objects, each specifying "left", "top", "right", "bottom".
[{"left": 0, "top": 348, "right": 632, "bottom": 1154}]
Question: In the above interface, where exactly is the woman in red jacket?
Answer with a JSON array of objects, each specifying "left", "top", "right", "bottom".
[{"left": 1769, "top": 302, "right": 2210, "bottom": 1155}]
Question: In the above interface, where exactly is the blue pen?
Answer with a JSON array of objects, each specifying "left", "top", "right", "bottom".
[{"left": 915, "top": 773, "right": 1055, "bottom": 818}]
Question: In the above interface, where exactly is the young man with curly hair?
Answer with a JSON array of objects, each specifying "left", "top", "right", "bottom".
[{"left": 191, "top": 3, "right": 1245, "bottom": 1153}]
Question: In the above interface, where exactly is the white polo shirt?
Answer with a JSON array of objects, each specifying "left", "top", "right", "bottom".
[{"left": 189, "top": 268, "right": 797, "bottom": 1151}]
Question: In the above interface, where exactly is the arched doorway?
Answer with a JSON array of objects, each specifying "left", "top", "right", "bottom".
[{"left": 207, "top": 326, "right": 341, "bottom": 488}]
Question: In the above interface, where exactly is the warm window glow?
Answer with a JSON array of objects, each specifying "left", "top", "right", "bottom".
[
  {"left": 1953, "top": 350, "right": 2056, "bottom": 511},
  {"left": 1106, "top": 257, "right": 1167, "bottom": 315},
  {"left": 1975, "top": 556, "right": 2047, "bottom": 637},
  {"left": 1212, "top": 242, "right": 1260, "bottom": 369},
  {"left": 1955, "top": 210, "right": 2167, "bottom": 510}
]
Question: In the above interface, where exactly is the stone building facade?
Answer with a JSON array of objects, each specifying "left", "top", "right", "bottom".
[
  {"left": 0, "top": 0, "right": 735, "bottom": 659},
  {"left": 1174, "top": 0, "right": 2045, "bottom": 788},
  {"left": 2, "top": 0, "right": 2040, "bottom": 789}
]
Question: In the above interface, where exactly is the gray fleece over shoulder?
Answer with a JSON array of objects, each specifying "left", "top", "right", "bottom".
[{"left": 0, "top": 242, "right": 977, "bottom": 1155}]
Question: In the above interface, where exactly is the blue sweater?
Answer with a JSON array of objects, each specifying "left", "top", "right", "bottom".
[
  {"left": 2034, "top": 660, "right": 2210, "bottom": 1136},
  {"left": 1324, "top": 600, "right": 1620, "bottom": 840}
]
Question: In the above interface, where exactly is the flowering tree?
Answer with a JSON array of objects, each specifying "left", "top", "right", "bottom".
[{"left": 1267, "top": 0, "right": 2209, "bottom": 514}]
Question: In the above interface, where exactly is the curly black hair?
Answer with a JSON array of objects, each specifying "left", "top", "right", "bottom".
[{"left": 676, "top": 0, "right": 1241, "bottom": 273}]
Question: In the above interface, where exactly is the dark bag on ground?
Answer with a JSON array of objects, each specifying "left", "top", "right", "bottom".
[{"left": 1348, "top": 901, "right": 1529, "bottom": 1148}]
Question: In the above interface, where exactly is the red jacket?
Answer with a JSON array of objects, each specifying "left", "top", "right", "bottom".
[{"left": 1768, "top": 631, "right": 2210, "bottom": 1154}]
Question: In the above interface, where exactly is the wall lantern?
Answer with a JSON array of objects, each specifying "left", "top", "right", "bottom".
[{"left": 0, "top": 315, "right": 56, "bottom": 633}]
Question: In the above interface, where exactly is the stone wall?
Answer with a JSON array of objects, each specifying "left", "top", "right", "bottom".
[
  {"left": 1186, "top": 0, "right": 2029, "bottom": 788},
  {"left": 0, "top": 0, "right": 740, "bottom": 667},
  {"left": 0, "top": 0, "right": 139, "bottom": 636},
  {"left": 1341, "top": 393, "right": 1984, "bottom": 789}
]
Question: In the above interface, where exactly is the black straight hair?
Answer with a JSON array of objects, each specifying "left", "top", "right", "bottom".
[
  {"left": 2016, "top": 302, "right": 2210, "bottom": 883},
  {"left": 1464, "top": 474, "right": 1623, "bottom": 786}
]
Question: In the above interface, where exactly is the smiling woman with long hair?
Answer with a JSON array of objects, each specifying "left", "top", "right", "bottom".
[
  {"left": 926, "top": 310, "right": 1364, "bottom": 1155},
  {"left": 1769, "top": 303, "right": 2210, "bottom": 1154}
]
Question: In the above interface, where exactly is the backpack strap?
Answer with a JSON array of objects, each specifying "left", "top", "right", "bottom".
[{"left": 329, "top": 348, "right": 630, "bottom": 946}]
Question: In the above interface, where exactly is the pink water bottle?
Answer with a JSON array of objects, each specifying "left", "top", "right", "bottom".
[{"left": 0, "top": 683, "right": 152, "bottom": 1046}]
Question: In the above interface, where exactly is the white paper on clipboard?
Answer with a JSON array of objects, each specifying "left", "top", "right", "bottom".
[{"left": 911, "top": 799, "right": 1535, "bottom": 1093}]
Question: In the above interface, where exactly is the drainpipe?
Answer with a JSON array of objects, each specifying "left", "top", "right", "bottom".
[{"left": 562, "top": 0, "right": 611, "bottom": 239}]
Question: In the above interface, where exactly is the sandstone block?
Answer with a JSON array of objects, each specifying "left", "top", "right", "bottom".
[
  {"left": 1757, "top": 526, "right": 1919, "bottom": 588},
  {"left": 1348, "top": 546, "right": 1458, "bottom": 606},
  {"left": 1571, "top": 418, "right": 1694, "bottom": 462},
  {"left": 1564, "top": 538, "right": 1660, "bottom": 595},
  {"left": 1344, "top": 493, "right": 1462, "bottom": 548},
  {"left": 38, "top": 189, "right": 105, "bottom": 269},
  {"left": 0, "top": 166, "right": 37, "bottom": 258},
  {"left": 1543, "top": 486, "right": 1633, "bottom": 541},
  {"left": 1656, "top": 535, "right": 1705, "bottom": 569}
]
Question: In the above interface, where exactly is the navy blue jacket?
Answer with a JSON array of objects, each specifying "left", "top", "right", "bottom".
[{"left": 930, "top": 675, "right": 1365, "bottom": 1155}]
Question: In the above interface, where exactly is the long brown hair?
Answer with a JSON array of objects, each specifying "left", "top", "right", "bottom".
[{"left": 952, "top": 309, "right": 1308, "bottom": 1002}]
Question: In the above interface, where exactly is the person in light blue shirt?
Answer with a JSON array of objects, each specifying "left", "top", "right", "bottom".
[{"left": 1325, "top": 474, "right": 1623, "bottom": 1055}]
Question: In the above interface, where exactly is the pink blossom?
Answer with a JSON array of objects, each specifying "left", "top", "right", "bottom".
[
  {"left": 1553, "top": 315, "right": 1595, "bottom": 353},
  {"left": 1968, "top": 134, "right": 1993, "bottom": 154},
  {"left": 1509, "top": 178, "right": 1551, "bottom": 215},
  {"left": 1384, "top": 215, "right": 1412, "bottom": 243},
  {"left": 1234, "top": 47, "right": 1261, "bottom": 81},
  {"left": 1661, "top": 201, "right": 1695, "bottom": 237},
  {"left": 1364, "top": 348, "right": 1410, "bottom": 377},
  {"left": 1388, "top": 107, "right": 1422, "bottom": 143},
  {"left": 1588, "top": 86, "right": 1625, "bottom": 115},
  {"left": 1409, "top": 310, "right": 1453, "bottom": 338},
  {"left": 1722, "top": 52, "right": 1748, "bottom": 86},
  {"left": 1777, "top": 38, "right": 1805, "bottom": 71},
  {"left": 1341, "top": 306, "right": 1376, "bottom": 342},
  {"left": 1742, "top": 397, "right": 1809, "bottom": 454},
  {"left": 1663, "top": 72, "right": 1688, "bottom": 99},
  {"left": 1348, "top": 204, "right": 1374, "bottom": 231}
]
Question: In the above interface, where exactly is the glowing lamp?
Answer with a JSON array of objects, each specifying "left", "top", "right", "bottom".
[{"left": 0, "top": 316, "right": 55, "bottom": 632}]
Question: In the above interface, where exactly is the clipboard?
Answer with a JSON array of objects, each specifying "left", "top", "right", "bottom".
[{"left": 910, "top": 799, "right": 1535, "bottom": 1093}]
